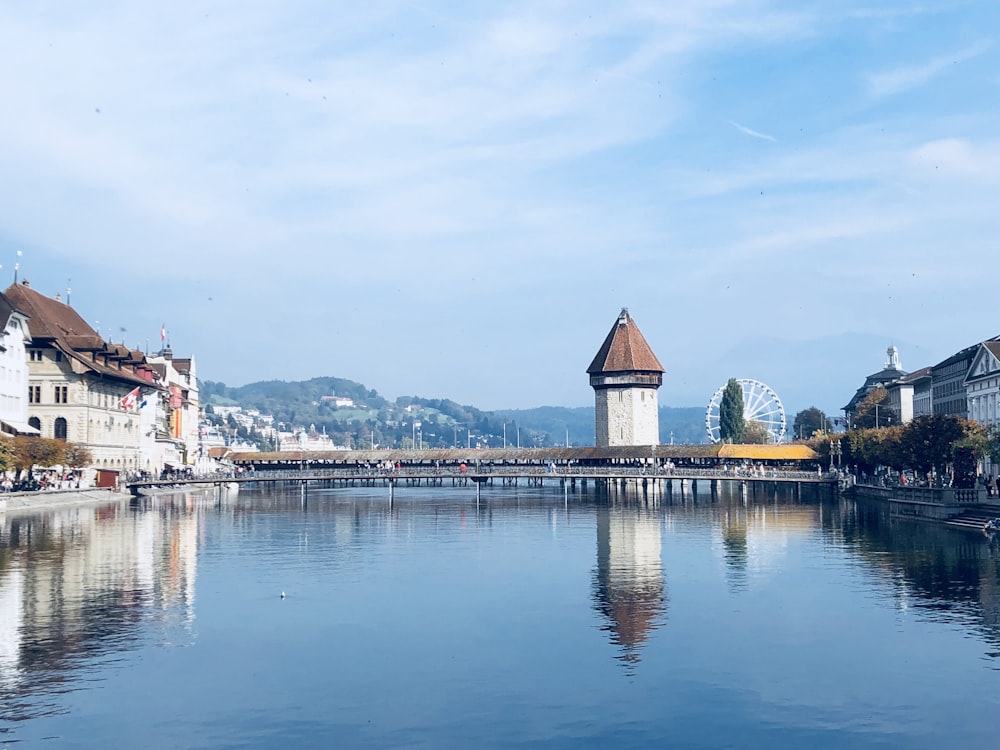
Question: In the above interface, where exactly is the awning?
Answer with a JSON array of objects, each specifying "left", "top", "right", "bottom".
[{"left": 1, "top": 419, "right": 41, "bottom": 436}]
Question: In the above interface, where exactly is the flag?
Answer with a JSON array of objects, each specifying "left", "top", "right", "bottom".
[
  {"left": 120, "top": 386, "right": 140, "bottom": 410},
  {"left": 160, "top": 323, "right": 166, "bottom": 343}
]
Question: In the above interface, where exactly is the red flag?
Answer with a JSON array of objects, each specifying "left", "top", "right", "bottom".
[{"left": 120, "top": 386, "right": 140, "bottom": 410}]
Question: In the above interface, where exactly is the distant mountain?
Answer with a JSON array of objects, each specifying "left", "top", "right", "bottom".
[
  {"left": 495, "top": 405, "right": 708, "bottom": 445},
  {"left": 201, "top": 377, "right": 710, "bottom": 448}
]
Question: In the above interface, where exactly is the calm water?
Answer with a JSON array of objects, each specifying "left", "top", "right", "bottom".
[{"left": 1, "top": 480, "right": 999, "bottom": 749}]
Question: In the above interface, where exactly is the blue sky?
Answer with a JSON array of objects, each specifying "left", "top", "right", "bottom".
[{"left": 1, "top": 1, "right": 997, "bottom": 417}]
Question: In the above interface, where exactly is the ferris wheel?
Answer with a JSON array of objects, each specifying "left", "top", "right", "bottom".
[{"left": 705, "top": 378, "right": 787, "bottom": 444}]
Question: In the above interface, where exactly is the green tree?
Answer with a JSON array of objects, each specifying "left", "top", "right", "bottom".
[
  {"left": 793, "top": 407, "right": 832, "bottom": 440},
  {"left": 719, "top": 378, "right": 745, "bottom": 444},
  {"left": 0, "top": 438, "right": 14, "bottom": 472},
  {"left": 899, "top": 414, "right": 965, "bottom": 478}
]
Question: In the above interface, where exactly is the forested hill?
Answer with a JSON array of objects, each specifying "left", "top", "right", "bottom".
[{"left": 200, "top": 377, "right": 708, "bottom": 448}]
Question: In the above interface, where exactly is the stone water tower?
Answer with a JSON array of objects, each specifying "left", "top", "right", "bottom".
[{"left": 587, "top": 308, "right": 665, "bottom": 447}]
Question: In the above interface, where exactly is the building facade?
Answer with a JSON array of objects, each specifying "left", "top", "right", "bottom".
[
  {"left": 0, "top": 291, "right": 37, "bottom": 436},
  {"left": 6, "top": 281, "right": 158, "bottom": 473},
  {"left": 148, "top": 349, "right": 201, "bottom": 467},
  {"left": 931, "top": 343, "right": 984, "bottom": 417},
  {"left": 964, "top": 342, "right": 1000, "bottom": 429},
  {"left": 588, "top": 309, "right": 664, "bottom": 447}
]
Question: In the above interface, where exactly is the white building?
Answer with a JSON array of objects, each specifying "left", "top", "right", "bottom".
[
  {"left": 0, "top": 292, "right": 37, "bottom": 436},
  {"left": 148, "top": 349, "right": 201, "bottom": 468},
  {"left": 965, "top": 342, "right": 1000, "bottom": 428}
]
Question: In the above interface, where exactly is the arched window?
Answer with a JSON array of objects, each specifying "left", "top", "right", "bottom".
[
  {"left": 28, "top": 416, "right": 41, "bottom": 433},
  {"left": 54, "top": 417, "right": 68, "bottom": 441}
]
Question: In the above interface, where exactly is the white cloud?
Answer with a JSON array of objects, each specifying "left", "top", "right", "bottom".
[
  {"left": 727, "top": 120, "right": 777, "bottom": 141},
  {"left": 1, "top": 1, "right": 999, "bottom": 407},
  {"left": 866, "top": 40, "right": 992, "bottom": 97},
  {"left": 907, "top": 137, "right": 1000, "bottom": 180}
]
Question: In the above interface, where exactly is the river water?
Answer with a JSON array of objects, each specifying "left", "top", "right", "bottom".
[{"left": 1, "top": 480, "right": 998, "bottom": 749}]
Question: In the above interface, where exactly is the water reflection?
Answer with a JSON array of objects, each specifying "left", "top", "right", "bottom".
[
  {"left": 0, "top": 494, "right": 201, "bottom": 722},
  {"left": 840, "top": 498, "right": 1000, "bottom": 661},
  {"left": 4, "top": 482, "right": 1000, "bottom": 746},
  {"left": 592, "top": 501, "right": 666, "bottom": 671}
]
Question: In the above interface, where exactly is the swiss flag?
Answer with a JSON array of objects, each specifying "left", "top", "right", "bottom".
[{"left": 120, "top": 386, "right": 140, "bottom": 411}]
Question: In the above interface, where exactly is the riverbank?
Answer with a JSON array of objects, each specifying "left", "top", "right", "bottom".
[
  {"left": 0, "top": 487, "right": 127, "bottom": 516},
  {"left": 850, "top": 483, "right": 1000, "bottom": 525}
]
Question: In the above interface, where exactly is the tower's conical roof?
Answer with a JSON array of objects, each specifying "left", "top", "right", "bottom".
[{"left": 587, "top": 308, "right": 664, "bottom": 375}]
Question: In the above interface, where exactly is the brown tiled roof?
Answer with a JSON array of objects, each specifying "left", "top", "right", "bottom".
[
  {"left": 985, "top": 342, "right": 1000, "bottom": 362},
  {"left": 587, "top": 308, "right": 664, "bottom": 375},
  {"left": 5, "top": 281, "right": 151, "bottom": 387},
  {"left": 5, "top": 281, "right": 96, "bottom": 339}
]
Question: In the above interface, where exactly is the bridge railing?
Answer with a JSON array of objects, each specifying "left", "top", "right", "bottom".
[{"left": 223, "top": 466, "right": 828, "bottom": 482}]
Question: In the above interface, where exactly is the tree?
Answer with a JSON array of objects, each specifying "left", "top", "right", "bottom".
[
  {"left": 742, "top": 420, "right": 771, "bottom": 444},
  {"left": 63, "top": 443, "right": 93, "bottom": 471},
  {"left": 793, "top": 407, "right": 832, "bottom": 440},
  {"left": 899, "top": 414, "right": 965, "bottom": 479},
  {"left": 0, "top": 438, "right": 14, "bottom": 472},
  {"left": 852, "top": 386, "right": 895, "bottom": 429},
  {"left": 719, "top": 378, "right": 745, "bottom": 443},
  {"left": 12, "top": 437, "right": 66, "bottom": 478}
]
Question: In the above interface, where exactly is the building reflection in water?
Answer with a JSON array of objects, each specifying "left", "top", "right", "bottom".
[
  {"left": 591, "top": 501, "right": 666, "bottom": 671},
  {"left": 0, "top": 493, "right": 201, "bottom": 721}
]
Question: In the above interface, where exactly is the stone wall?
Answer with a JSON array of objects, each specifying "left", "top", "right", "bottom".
[{"left": 595, "top": 386, "right": 659, "bottom": 447}]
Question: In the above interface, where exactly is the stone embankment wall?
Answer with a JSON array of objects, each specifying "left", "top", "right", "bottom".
[{"left": 0, "top": 487, "right": 122, "bottom": 515}]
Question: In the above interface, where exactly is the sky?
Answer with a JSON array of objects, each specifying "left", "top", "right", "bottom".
[{"left": 1, "top": 0, "right": 998, "bottom": 419}]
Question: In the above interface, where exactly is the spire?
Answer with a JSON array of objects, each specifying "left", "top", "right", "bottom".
[
  {"left": 587, "top": 309, "right": 665, "bottom": 376},
  {"left": 885, "top": 345, "right": 901, "bottom": 371}
]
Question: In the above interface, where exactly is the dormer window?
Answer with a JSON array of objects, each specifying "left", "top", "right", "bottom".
[{"left": 29, "top": 350, "right": 43, "bottom": 362}]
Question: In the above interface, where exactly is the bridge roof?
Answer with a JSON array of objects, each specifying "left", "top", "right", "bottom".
[
  {"left": 587, "top": 308, "right": 664, "bottom": 375},
  {"left": 231, "top": 443, "right": 818, "bottom": 464}
]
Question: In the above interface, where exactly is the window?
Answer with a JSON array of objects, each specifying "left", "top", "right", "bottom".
[
  {"left": 29, "top": 350, "right": 43, "bottom": 362},
  {"left": 54, "top": 417, "right": 67, "bottom": 441},
  {"left": 28, "top": 385, "right": 41, "bottom": 404},
  {"left": 28, "top": 416, "right": 41, "bottom": 432},
  {"left": 54, "top": 385, "right": 68, "bottom": 404}
]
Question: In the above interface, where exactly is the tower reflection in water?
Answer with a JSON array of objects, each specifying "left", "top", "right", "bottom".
[{"left": 591, "top": 500, "right": 666, "bottom": 671}]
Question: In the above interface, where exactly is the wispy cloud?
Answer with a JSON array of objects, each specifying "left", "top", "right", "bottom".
[
  {"left": 866, "top": 40, "right": 992, "bottom": 97},
  {"left": 1, "top": 0, "right": 998, "bottom": 410},
  {"left": 727, "top": 120, "right": 776, "bottom": 142}
]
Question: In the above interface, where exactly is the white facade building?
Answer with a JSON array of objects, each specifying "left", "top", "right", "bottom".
[
  {"left": 964, "top": 342, "right": 1000, "bottom": 430},
  {"left": 0, "top": 292, "right": 37, "bottom": 436}
]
